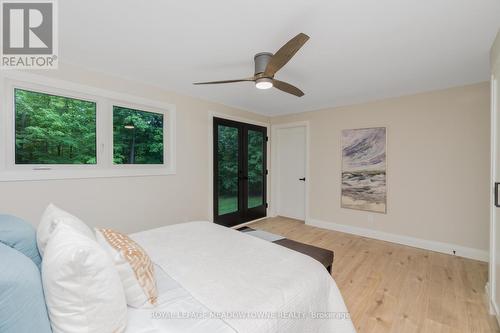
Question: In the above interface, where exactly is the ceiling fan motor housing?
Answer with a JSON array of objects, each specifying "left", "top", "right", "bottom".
[{"left": 254, "top": 52, "right": 273, "bottom": 76}]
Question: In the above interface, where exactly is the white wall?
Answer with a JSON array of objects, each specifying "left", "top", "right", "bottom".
[
  {"left": 0, "top": 64, "right": 269, "bottom": 233},
  {"left": 272, "top": 83, "right": 490, "bottom": 258}
]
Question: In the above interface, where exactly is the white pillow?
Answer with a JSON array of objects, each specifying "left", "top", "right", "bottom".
[
  {"left": 37, "top": 203, "right": 95, "bottom": 256},
  {"left": 42, "top": 224, "right": 127, "bottom": 333},
  {"left": 95, "top": 228, "right": 158, "bottom": 308}
]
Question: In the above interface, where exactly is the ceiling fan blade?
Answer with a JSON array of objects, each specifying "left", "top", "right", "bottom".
[
  {"left": 193, "top": 77, "right": 255, "bottom": 85},
  {"left": 264, "top": 33, "right": 309, "bottom": 76},
  {"left": 273, "top": 79, "right": 305, "bottom": 97}
]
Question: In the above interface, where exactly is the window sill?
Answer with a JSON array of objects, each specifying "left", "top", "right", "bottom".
[{"left": 0, "top": 168, "right": 176, "bottom": 182}]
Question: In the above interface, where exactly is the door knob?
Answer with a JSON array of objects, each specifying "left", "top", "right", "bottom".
[
  {"left": 495, "top": 182, "right": 500, "bottom": 207},
  {"left": 299, "top": 177, "right": 306, "bottom": 181}
]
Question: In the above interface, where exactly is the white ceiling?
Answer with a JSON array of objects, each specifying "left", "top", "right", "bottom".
[{"left": 60, "top": 0, "right": 500, "bottom": 116}]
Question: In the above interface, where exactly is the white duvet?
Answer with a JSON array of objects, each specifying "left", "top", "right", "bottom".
[{"left": 129, "top": 221, "right": 356, "bottom": 333}]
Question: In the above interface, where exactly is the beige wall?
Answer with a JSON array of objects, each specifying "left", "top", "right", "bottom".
[
  {"left": 0, "top": 64, "right": 269, "bottom": 233},
  {"left": 272, "top": 83, "right": 490, "bottom": 252},
  {"left": 0, "top": 64, "right": 490, "bottom": 255},
  {"left": 492, "top": 30, "right": 500, "bottom": 73}
]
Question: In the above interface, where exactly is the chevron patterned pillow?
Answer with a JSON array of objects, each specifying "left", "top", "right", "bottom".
[{"left": 95, "top": 228, "right": 157, "bottom": 308}]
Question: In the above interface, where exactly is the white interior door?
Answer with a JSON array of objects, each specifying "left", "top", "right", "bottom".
[
  {"left": 491, "top": 30, "right": 500, "bottom": 319},
  {"left": 493, "top": 73, "right": 500, "bottom": 316},
  {"left": 277, "top": 126, "right": 306, "bottom": 220}
]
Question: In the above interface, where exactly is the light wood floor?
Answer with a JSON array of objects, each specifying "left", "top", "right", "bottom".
[{"left": 250, "top": 216, "right": 499, "bottom": 333}]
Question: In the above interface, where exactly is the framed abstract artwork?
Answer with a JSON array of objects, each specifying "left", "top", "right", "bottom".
[{"left": 341, "top": 127, "right": 387, "bottom": 213}]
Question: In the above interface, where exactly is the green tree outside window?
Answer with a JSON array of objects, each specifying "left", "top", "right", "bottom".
[
  {"left": 15, "top": 89, "right": 97, "bottom": 164},
  {"left": 113, "top": 106, "right": 164, "bottom": 164}
]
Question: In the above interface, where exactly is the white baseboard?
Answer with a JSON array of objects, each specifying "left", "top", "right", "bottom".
[
  {"left": 306, "top": 218, "right": 489, "bottom": 262},
  {"left": 490, "top": 294, "right": 500, "bottom": 326},
  {"left": 486, "top": 283, "right": 492, "bottom": 314},
  {"left": 230, "top": 216, "right": 269, "bottom": 230},
  {"left": 485, "top": 283, "right": 500, "bottom": 325}
]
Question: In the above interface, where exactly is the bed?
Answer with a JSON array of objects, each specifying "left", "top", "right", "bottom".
[{"left": 127, "top": 221, "right": 356, "bottom": 333}]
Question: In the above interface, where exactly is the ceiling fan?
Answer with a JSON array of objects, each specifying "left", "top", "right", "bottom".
[{"left": 193, "top": 33, "right": 309, "bottom": 97}]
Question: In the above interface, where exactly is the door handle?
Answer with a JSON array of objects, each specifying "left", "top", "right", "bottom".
[
  {"left": 495, "top": 183, "right": 500, "bottom": 208},
  {"left": 299, "top": 177, "right": 306, "bottom": 181}
]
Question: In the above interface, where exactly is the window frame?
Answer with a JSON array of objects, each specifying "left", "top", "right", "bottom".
[
  {"left": 0, "top": 73, "right": 176, "bottom": 181},
  {"left": 9, "top": 83, "right": 101, "bottom": 170},
  {"left": 110, "top": 101, "right": 169, "bottom": 169}
]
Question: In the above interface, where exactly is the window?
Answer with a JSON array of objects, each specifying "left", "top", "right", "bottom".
[
  {"left": 0, "top": 75, "right": 176, "bottom": 181},
  {"left": 15, "top": 89, "right": 97, "bottom": 165},
  {"left": 113, "top": 106, "right": 164, "bottom": 165}
]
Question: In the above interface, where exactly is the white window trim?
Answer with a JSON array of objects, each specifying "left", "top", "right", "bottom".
[{"left": 0, "top": 71, "right": 176, "bottom": 181}]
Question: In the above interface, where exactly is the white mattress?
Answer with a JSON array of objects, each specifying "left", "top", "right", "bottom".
[
  {"left": 125, "top": 265, "right": 235, "bottom": 333},
  {"left": 129, "top": 221, "right": 356, "bottom": 333}
]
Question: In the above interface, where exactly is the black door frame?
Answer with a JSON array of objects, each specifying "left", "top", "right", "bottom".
[{"left": 213, "top": 117, "right": 267, "bottom": 227}]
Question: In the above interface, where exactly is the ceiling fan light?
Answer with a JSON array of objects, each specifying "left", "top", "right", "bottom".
[{"left": 255, "top": 78, "right": 273, "bottom": 90}]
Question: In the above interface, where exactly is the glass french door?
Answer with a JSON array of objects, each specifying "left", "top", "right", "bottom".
[{"left": 213, "top": 117, "right": 267, "bottom": 227}]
